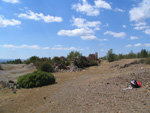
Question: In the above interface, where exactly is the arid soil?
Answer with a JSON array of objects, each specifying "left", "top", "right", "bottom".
[{"left": 0, "top": 59, "right": 150, "bottom": 113}]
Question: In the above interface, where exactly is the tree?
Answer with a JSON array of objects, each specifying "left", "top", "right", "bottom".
[
  {"left": 140, "top": 49, "right": 148, "bottom": 58},
  {"left": 67, "top": 51, "right": 82, "bottom": 61},
  {"left": 107, "top": 49, "right": 116, "bottom": 62}
]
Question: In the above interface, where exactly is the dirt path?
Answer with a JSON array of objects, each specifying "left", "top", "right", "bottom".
[{"left": 0, "top": 59, "right": 150, "bottom": 113}]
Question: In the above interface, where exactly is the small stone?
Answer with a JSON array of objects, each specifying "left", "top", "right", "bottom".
[{"left": 43, "top": 97, "right": 46, "bottom": 100}]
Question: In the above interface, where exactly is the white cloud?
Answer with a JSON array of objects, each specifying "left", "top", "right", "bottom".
[
  {"left": 114, "top": 8, "right": 125, "bottom": 13},
  {"left": 54, "top": 45, "right": 62, "bottom": 48},
  {"left": 72, "top": 0, "right": 111, "bottom": 16},
  {"left": 58, "top": 17, "right": 99, "bottom": 40},
  {"left": 100, "top": 49, "right": 105, "bottom": 52},
  {"left": 130, "top": 36, "right": 139, "bottom": 40},
  {"left": 129, "top": 0, "right": 150, "bottom": 35},
  {"left": 58, "top": 28, "right": 94, "bottom": 37},
  {"left": 129, "top": 0, "right": 150, "bottom": 22},
  {"left": 122, "top": 25, "right": 126, "bottom": 28},
  {"left": 18, "top": 9, "right": 63, "bottom": 23},
  {"left": 20, "top": 45, "right": 40, "bottom": 49},
  {"left": 1, "top": 44, "right": 40, "bottom": 49},
  {"left": 134, "top": 43, "right": 142, "bottom": 47},
  {"left": 0, "top": 15, "right": 21, "bottom": 27},
  {"left": 104, "top": 31, "right": 126, "bottom": 38},
  {"left": 99, "top": 38, "right": 108, "bottom": 41},
  {"left": 94, "top": 0, "right": 112, "bottom": 9},
  {"left": 144, "top": 44, "right": 150, "bottom": 47},
  {"left": 144, "top": 29, "right": 150, "bottom": 35},
  {"left": 132, "top": 22, "right": 149, "bottom": 30},
  {"left": 72, "top": 17, "right": 101, "bottom": 30},
  {"left": 126, "top": 43, "right": 150, "bottom": 48},
  {"left": 81, "top": 35, "right": 97, "bottom": 40},
  {"left": 0, "top": 44, "right": 84, "bottom": 51},
  {"left": 42, "top": 47, "right": 50, "bottom": 50},
  {"left": 125, "top": 44, "right": 132, "bottom": 47},
  {"left": 103, "top": 23, "right": 109, "bottom": 27},
  {"left": 51, "top": 47, "right": 83, "bottom": 51},
  {"left": 2, "top": 0, "right": 19, "bottom": 4}
]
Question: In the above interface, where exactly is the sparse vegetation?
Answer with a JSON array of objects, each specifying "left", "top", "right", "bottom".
[
  {"left": 17, "top": 71, "right": 55, "bottom": 88},
  {"left": 105, "top": 49, "right": 150, "bottom": 62},
  {"left": 0, "top": 65, "right": 3, "bottom": 70},
  {"left": 145, "top": 57, "right": 150, "bottom": 64}
]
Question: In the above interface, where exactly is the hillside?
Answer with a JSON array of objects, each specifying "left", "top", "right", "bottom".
[{"left": 0, "top": 59, "right": 150, "bottom": 113}]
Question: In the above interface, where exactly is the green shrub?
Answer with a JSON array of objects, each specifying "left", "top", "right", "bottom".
[
  {"left": 40, "top": 62, "right": 54, "bottom": 72},
  {"left": 139, "top": 59, "right": 145, "bottom": 64},
  {"left": 17, "top": 71, "right": 55, "bottom": 88},
  {"left": 145, "top": 57, "right": 150, "bottom": 64},
  {"left": 0, "top": 65, "right": 3, "bottom": 70},
  {"left": 88, "top": 60, "right": 98, "bottom": 66},
  {"left": 107, "top": 49, "right": 116, "bottom": 62}
]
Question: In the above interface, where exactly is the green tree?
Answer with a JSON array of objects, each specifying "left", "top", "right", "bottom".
[
  {"left": 140, "top": 49, "right": 148, "bottom": 58},
  {"left": 67, "top": 51, "right": 82, "bottom": 62},
  {"left": 107, "top": 49, "right": 116, "bottom": 62}
]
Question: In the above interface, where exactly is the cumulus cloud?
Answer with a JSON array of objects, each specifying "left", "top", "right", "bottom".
[
  {"left": 18, "top": 9, "right": 63, "bottom": 23},
  {"left": 58, "top": 17, "right": 100, "bottom": 40},
  {"left": 72, "top": 0, "right": 111, "bottom": 16},
  {"left": 0, "top": 15, "right": 21, "bottom": 27},
  {"left": 1, "top": 44, "right": 40, "bottom": 49},
  {"left": 0, "top": 44, "right": 84, "bottom": 51},
  {"left": 129, "top": 0, "right": 150, "bottom": 35},
  {"left": 144, "top": 29, "right": 150, "bottom": 35},
  {"left": 104, "top": 31, "right": 126, "bottom": 38},
  {"left": 130, "top": 36, "right": 139, "bottom": 40},
  {"left": 114, "top": 8, "right": 125, "bottom": 13},
  {"left": 125, "top": 44, "right": 132, "bottom": 47},
  {"left": 99, "top": 38, "right": 108, "bottom": 41},
  {"left": 94, "top": 0, "right": 112, "bottom": 9},
  {"left": 72, "top": 17, "right": 101, "bottom": 30},
  {"left": 144, "top": 44, "right": 150, "bottom": 47},
  {"left": 122, "top": 25, "right": 126, "bottom": 28},
  {"left": 52, "top": 47, "right": 83, "bottom": 51},
  {"left": 126, "top": 43, "right": 150, "bottom": 47},
  {"left": 134, "top": 43, "right": 142, "bottom": 47},
  {"left": 2, "top": 0, "right": 19, "bottom": 4},
  {"left": 58, "top": 28, "right": 94, "bottom": 37},
  {"left": 81, "top": 35, "right": 97, "bottom": 40},
  {"left": 129, "top": 0, "right": 150, "bottom": 22}
]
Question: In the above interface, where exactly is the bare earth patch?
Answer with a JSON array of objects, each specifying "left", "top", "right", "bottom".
[{"left": 0, "top": 59, "right": 150, "bottom": 113}]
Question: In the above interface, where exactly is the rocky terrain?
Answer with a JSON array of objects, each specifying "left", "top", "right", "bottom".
[{"left": 0, "top": 59, "right": 150, "bottom": 113}]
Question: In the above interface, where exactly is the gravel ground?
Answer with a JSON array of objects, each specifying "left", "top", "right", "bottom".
[
  {"left": 0, "top": 63, "right": 36, "bottom": 82},
  {"left": 0, "top": 59, "right": 150, "bottom": 113}
]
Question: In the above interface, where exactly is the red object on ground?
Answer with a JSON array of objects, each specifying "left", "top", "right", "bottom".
[{"left": 137, "top": 81, "right": 143, "bottom": 87}]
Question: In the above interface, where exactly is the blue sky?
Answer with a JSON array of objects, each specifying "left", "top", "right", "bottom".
[{"left": 0, "top": 0, "right": 150, "bottom": 59}]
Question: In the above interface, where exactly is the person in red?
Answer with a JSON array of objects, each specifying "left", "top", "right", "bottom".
[{"left": 130, "top": 80, "right": 143, "bottom": 88}]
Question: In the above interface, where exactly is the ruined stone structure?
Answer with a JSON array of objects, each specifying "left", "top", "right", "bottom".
[{"left": 88, "top": 52, "right": 98, "bottom": 60}]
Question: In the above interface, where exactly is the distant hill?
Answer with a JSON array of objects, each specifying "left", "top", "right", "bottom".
[
  {"left": 0, "top": 59, "right": 14, "bottom": 63},
  {"left": 0, "top": 59, "right": 26, "bottom": 63}
]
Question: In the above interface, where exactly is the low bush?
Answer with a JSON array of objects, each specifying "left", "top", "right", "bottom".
[
  {"left": 0, "top": 65, "right": 3, "bottom": 70},
  {"left": 40, "top": 62, "right": 54, "bottom": 72},
  {"left": 88, "top": 60, "right": 98, "bottom": 66},
  {"left": 17, "top": 71, "right": 55, "bottom": 88},
  {"left": 145, "top": 57, "right": 150, "bottom": 64},
  {"left": 139, "top": 58, "right": 145, "bottom": 64}
]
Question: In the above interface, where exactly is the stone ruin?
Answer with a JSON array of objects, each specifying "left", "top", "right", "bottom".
[{"left": 87, "top": 52, "right": 98, "bottom": 60}]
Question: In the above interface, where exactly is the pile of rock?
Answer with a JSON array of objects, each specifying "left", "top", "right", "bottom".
[{"left": 0, "top": 80, "right": 20, "bottom": 93}]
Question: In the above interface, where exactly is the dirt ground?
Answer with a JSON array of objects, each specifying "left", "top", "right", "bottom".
[{"left": 0, "top": 59, "right": 150, "bottom": 113}]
